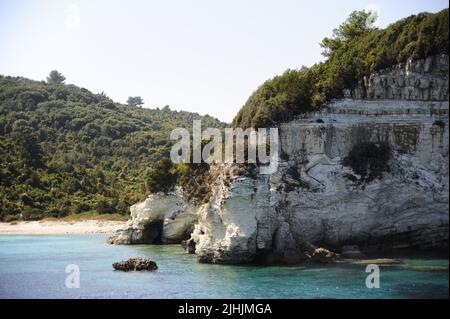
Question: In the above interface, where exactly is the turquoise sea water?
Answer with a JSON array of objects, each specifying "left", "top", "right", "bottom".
[{"left": 0, "top": 235, "right": 448, "bottom": 299}]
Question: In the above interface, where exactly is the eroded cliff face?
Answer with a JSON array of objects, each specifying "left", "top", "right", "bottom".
[
  {"left": 109, "top": 55, "right": 449, "bottom": 264},
  {"left": 107, "top": 190, "right": 197, "bottom": 244},
  {"left": 191, "top": 55, "right": 449, "bottom": 264},
  {"left": 345, "top": 54, "right": 449, "bottom": 101},
  {"left": 193, "top": 100, "right": 448, "bottom": 264}
]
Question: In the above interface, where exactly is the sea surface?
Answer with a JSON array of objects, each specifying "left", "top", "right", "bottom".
[{"left": 0, "top": 235, "right": 448, "bottom": 299}]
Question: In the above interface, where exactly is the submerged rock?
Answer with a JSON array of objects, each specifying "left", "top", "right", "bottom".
[{"left": 112, "top": 257, "right": 158, "bottom": 271}]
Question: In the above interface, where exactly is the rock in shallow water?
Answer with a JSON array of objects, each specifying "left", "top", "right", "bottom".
[
  {"left": 309, "top": 248, "right": 342, "bottom": 264},
  {"left": 112, "top": 257, "right": 158, "bottom": 271},
  {"left": 181, "top": 237, "right": 196, "bottom": 254}
]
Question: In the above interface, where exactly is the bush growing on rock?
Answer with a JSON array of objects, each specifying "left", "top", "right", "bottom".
[
  {"left": 342, "top": 142, "right": 391, "bottom": 182},
  {"left": 174, "top": 162, "right": 212, "bottom": 204},
  {"left": 433, "top": 120, "right": 446, "bottom": 129},
  {"left": 145, "top": 158, "right": 177, "bottom": 193},
  {"left": 144, "top": 158, "right": 213, "bottom": 204}
]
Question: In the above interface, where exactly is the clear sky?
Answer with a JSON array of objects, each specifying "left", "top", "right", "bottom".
[{"left": 0, "top": 0, "right": 448, "bottom": 123}]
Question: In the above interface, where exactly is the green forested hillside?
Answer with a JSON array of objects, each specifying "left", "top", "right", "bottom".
[
  {"left": 233, "top": 9, "right": 449, "bottom": 128},
  {"left": 0, "top": 76, "right": 225, "bottom": 221}
]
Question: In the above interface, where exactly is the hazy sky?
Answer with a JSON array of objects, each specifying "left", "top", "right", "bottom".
[{"left": 0, "top": 0, "right": 448, "bottom": 122}]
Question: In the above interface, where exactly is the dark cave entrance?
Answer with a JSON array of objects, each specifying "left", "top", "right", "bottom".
[{"left": 141, "top": 219, "right": 164, "bottom": 244}]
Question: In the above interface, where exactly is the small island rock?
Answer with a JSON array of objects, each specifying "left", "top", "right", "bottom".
[{"left": 112, "top": 257, "right": 158, "bottom": 271}]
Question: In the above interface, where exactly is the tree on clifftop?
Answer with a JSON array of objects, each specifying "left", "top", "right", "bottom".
[
  {"left": 320, "top": 10, "right": 377, "bottom": 57},
  {"left": 46, "top": 70, "right": 66, "bottom": 84},
  {"left": 127, "top": 96, "right": 144, "bottom": 108}
]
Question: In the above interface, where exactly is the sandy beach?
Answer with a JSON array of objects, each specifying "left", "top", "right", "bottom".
[{"left": 0, "top": 220, "right": 127, "bottom": 235}]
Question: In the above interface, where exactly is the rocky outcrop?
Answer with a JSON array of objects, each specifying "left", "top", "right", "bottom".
[
  {"left": 112, "top": 257, "right": 158, "bottom": 271},
  {"left": 181, "top": 237, "right": 197, "bottom": 254},
  {"left": 344, "top": 54, "right": 449, "bottom": 101},
  {"left": 191, "top": 98, "right": 448, "bottom": 263},
  {"left": 111, "top": 55, "right": 449, "bottom": 264},
  {"left": 192, "top": 99, "right": 448, "bottom": 263},
  {"left": 107, "top": 190, "right": 198, "bottom": 245}
]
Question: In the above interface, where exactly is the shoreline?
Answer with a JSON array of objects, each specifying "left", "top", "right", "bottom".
[
  {"left": 0, "top": 221, "right": 447, "bottom": 260},
  {"left": 0, "top": 220, "right": 127, "bottom": 235}
]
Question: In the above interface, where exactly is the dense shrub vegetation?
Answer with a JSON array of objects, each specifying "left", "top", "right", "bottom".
[
  {"left": 0, "top": 75, "right": 224, "bottom": 221},
  {"left": 233, "top": 9, "right": 449, "bottom": 128},
  {"left": 145, "top": 156, "right": 214, "bottom": 204}
]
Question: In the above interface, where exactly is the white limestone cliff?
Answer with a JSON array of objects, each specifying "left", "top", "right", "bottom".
[
  {"left": 192, "top": 55, "right": 449, "bottom": 263},
  {"left": 192, "top": 113, "right": 448, "bottom": 263},
  {"left": 109, "top": 55, "right": 449, "bottom": 264}
]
